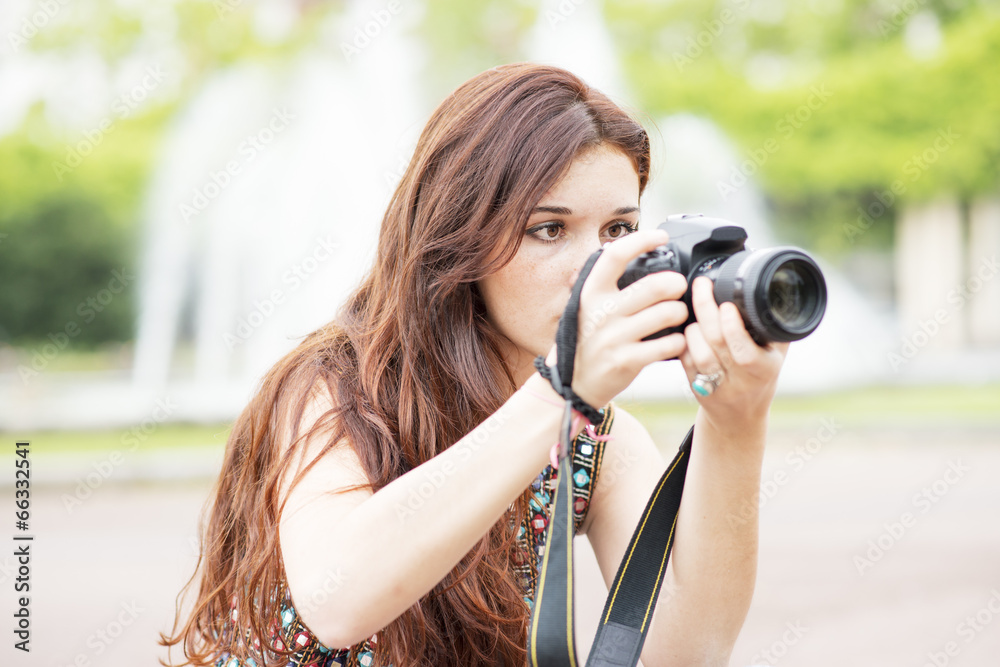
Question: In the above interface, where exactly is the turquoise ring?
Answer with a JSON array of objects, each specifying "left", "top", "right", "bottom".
[{"left": 691, "top": 371, "right": 724, "bottom": 397}]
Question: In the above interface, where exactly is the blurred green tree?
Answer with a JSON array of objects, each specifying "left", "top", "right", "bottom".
[
  {"left": 0, "top": 103, "right": 167, "bottom": 345},
  {"left": 607, "top": 0, "right": 1000, "bottom": 252},
  {"left": 3, "top": 0, "right": 997, "bottom": 350},
  {"left": 1, "top": 0, "right": 336, "bottom": 348}
]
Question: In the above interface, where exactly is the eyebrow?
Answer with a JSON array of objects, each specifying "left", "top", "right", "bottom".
[{"left": 532, "top": 205, "right": 639, "bottom": 216}]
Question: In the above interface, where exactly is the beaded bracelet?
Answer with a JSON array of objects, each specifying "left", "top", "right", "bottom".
[{"left": 531, "top": 355, "right": 604, "bottom": 425}]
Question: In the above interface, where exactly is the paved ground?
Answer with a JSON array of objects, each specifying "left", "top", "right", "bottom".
[{"left": 1, "top": 420, "right": 998, "bottom": 667}]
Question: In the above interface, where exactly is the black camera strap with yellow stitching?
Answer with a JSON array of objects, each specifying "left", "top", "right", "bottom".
[
  {"left": 584, "top": 430, "right": 691, "bottom": 666},
  {"left": 529, "top": 245, "right": 693, "bottom": 666}
]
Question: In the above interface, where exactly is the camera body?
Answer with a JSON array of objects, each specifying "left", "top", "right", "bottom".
[{"left": 617, "top": 214, "right": 827, "bottom": 346}]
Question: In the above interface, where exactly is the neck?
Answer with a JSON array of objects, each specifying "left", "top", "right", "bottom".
[
  {"left": 512, "top": 358, "right": 536, "bottom": 388},
  {"left": 498, "top": 340, "right": 540, "bottom": 389}
]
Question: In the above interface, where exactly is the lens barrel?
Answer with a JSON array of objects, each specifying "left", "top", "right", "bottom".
[{"left": 713, "top": 248, "right": 827, "bottom": 344}]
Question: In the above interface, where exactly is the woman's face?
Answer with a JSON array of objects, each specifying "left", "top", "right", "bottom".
[{"left": 477, "top": 143, "right": 641, "bottom": 386}]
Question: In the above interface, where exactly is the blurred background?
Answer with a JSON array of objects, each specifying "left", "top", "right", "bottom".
[{"left": 0, "top": 0, "right": 998, "bottom": 665}]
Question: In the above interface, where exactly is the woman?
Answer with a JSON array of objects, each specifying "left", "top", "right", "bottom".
[{"left": 161, "top": 62, "right": 787, "bottom": 667}]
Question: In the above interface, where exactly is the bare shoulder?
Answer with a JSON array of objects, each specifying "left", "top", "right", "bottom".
[
  {"left": 277, "top": 375, "right": 375, "bottom": 608},
  {"left": 277, "top": 376, "right": 371, "bottom": 536},
  {"left": 579, "top": 403, "right": 664, "bottom": 536},
  {"left": 581, "top": 403, "right": 674, "bottom": 587},
  {"left": 608, "top": 403, "right": 656, "bottom": 447}
]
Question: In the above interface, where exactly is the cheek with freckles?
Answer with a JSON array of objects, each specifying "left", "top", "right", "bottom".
[{"left": 480, "top": 250, "right": 573, "bottom": 356}]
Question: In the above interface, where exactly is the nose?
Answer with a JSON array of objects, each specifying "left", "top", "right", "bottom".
[{"left": 567, "top": 237, "right": 607, "bottom": 287}]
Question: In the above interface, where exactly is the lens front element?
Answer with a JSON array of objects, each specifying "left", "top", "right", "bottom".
[
  {"left": 713, "top": 247, "right": 827, "bottom": 344},
  {"left": 767, "top": 259, "right": 821, "bottom": 330}
]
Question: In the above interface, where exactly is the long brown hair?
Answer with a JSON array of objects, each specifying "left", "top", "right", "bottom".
[{"left": 160, "top": 62, "right": 650, "bottom": 667}]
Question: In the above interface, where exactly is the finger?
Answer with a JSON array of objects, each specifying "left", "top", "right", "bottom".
[
  {"left": 718, "top": 302, "right": 762, "bottom": 365},
  {"left": 629, "top": 332, "right": 686, "bottom": 366},
  {"left": 678, "top": 348, "right": 698, "bottom": 382},
  {"left": 616, "top": 270, "right": 688, "bottom": 318},
  {"left": 584, "top": 228, "right": 670, "bottom": 296},
  {"left": 690, "top": 276, "right": 733, "bottom": 368},
  {"left": 772, "top": 341, "right": 791, "bottom": 359},
  {"left": 683, "top": 322, "right": 724, "bottom": 375},
  {"left": 625, "top": 300, "right": 688, "bottom": 341}
]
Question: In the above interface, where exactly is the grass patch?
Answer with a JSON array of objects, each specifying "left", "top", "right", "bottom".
[
  {"left": 6, "top": 383, "right": 998, "bottom": 455},
  {"left": 774, "top": 383, "right": 1000, "bottom": 418},
  {"left": 10, "top": 422, "right": 233, "bottom": 454},
  {"left": 619, "top": 382, "right": 1000, "bottom": 429},
  {"left": 0, "top": 344, "right": 135, "bottom": 374}
]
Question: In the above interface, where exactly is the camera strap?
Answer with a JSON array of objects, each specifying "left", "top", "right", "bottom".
[{"left": 529, "top": 247, "right": 692, "bottom": 667}]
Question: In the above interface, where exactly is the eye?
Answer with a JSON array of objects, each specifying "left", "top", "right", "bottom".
[
  {"left": 605, "top": 221, "right": 638, "bottom": 240},
  {"left": 526, "top": 222, "right": 565, "bottom": 244}
]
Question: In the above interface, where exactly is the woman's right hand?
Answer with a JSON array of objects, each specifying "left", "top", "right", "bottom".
[{"left": 562, "top": 228, "right": 689, "bottom": 409}]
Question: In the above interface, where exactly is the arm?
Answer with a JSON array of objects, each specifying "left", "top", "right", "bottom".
[
  {"left": 582, "top": 407, "right": 764, "bottom": 666},
  {"left": 279, "top": 229, "right": 689, "bottom": 650},
  {"left": 277, "top": 369, "right": 586, "bottom": 650},
  {"left": 658, "top": 409, "right": 768, "bottom": 665},
  {"left": 583, "top": 277, "right": 787, "bottom": 666}
]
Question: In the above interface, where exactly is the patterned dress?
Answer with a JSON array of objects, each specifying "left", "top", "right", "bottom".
[{"left": 213, "top": 403, "right": 615, "bottom": 667}]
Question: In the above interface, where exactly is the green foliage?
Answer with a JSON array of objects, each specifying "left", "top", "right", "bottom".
[
  {"left": 11, "top": 420, "right": 231, "bottom": 453},
  {"left": 28, "top": 0, "right": 340, "bottom": 74},
  {"left": 0, "top": 195, "right": 135, "bottom": 345},
  {"left": 3, "top": 0, "right": 344, "bottom": 351},
  {"left": 5, "top": 0, "right": 998, "bottom": 354},
  {"left": 418, "top": 0, "right": 538, "bottom": 99},
  {"left": 410, "top": 0, "right": 1000, "bottom": 253},
  {"left": 622, "top": 382, "right": 1000, "bottom": 436},
  {"left": 609, "top": 1, "right": 1000, "bottom": 253},
  {"left": 170, "top": 0, "right": 338, "bottom": 70},
  {"left": 0, "top": 104, "right": 172, "bottom": 345}
]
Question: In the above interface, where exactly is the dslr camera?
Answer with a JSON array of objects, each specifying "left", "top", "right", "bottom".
[{"left": 617, "top": 214, "right": 827, "bottom": 346}]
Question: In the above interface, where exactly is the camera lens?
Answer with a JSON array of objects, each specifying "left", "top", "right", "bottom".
[
  {"left": 714, "top": 248, "right": 827, "bottom": 344},
  {"left": 767, "top": 259, "right": 819, "bottom": 329}
]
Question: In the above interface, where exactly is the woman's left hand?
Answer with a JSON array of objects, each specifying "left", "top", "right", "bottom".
[{"left": 679, "top": 276, "right": 789, "bottom": 426}]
